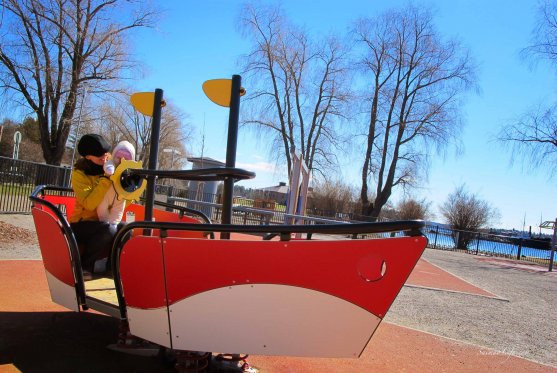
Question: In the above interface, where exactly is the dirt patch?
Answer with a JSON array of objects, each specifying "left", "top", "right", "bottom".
[{"left": 0, "top": 220, "right": 37, "bottom": 245}]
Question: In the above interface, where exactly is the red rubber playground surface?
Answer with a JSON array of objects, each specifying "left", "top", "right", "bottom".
[{"left": 0, "top": 259, "right": 554, "bottom": 373}]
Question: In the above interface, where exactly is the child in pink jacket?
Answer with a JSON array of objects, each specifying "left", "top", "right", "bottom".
[{"left": 96, "top": 140, "right": 136, "bottom": 225}]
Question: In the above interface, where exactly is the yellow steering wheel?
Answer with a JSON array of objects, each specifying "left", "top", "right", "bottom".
[{"left": 109, "top": 159, "right": 147, "bottom": 201}]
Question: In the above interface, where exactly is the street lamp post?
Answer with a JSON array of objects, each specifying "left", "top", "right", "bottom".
[
  {"left": 162, "top": 148, "right": 181, "bottom": 189},
  {"left": 162, "top": 148, "right": 181, "bottom": 169},
  {"left": 70, "top": 86, "right": 88, "bottom": 167},
  {"left": 540, "top": 219, "right": 557, "bottom": 272}
]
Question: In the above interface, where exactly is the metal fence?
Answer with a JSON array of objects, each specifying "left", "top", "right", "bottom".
[
  {"left": 426, "top": 224, "right": 556, "bottom": 267},
  {"left": 0, "top": 156, "right": 72, "bottom": 213},
  {"left": 166, "top": 196, "right": 346, "bottom": 227},
  {"left": 1, "top": 156, "right": 555, "bottom": 270}
]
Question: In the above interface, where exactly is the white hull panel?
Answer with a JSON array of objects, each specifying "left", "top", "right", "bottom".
[
  {"left": 127, "top": 306, "right": 172, "bottom": 348},
  {"left": 168, "top": 284, "right": 381, "bottom": 357},
  {"left": 45, "top": 270, "right": 78, "bottom": 312}
]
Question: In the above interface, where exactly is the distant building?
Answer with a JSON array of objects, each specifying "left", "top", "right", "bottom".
[
  {"left": 187, "top": 156, "right": 224, "bottom": 169},
  {"left": 187, "top": 156, "right": 225, "bottom": 215},
  {"left": 253, "top": 182, "right": 289, "bottom": 208},
  {"left": 254, "top": 181, "right": 313, "bottom": 208},
  {"left": 261, "top": 182, "right": 289, "bottom": 193}
]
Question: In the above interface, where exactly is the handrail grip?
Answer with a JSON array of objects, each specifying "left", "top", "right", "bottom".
[
  {"left": 126, "top": 167, "right": 255, "bottom": 182},
  {"left": 114, "top": 219, "right": 425, "bottom": 236},
  {"left": 30, "top": 184, "right": 213, "bottom": 225}
]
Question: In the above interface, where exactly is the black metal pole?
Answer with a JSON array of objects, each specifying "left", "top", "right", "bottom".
[
  {"left": 144, "top": 89, "right": 164, "bottom": 230},
  {"left": 549, "top": 218, "right": 556, "bottom": 272},
  {"left": 221, "top": 75, "right": 242, "bottom": 239}
]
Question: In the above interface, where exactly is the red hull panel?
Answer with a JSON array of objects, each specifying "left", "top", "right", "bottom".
[
  {"left": 32, "top": 208, "right": 75, "bottom": 286},
  {"left": 124, "top": 204, "right": 206, "bottom": 238},
  {"left": 120, "top": 236, "right": 167, "bottom": 309},
  {"left": 121, "top": 235, "right": 426, "bottom": 318}
]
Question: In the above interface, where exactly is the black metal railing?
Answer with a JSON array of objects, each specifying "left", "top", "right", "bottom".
[
  {"left": 166, "top": 196, "right": 348, "bottom": 227},
  {"left": 425, "top": 224, "right": 555, "bottom": 267},
  {"left": 0, "top": 156, "right": 71, "bottom": 213},
  {"left": 2, "top": 156, "right": 555, "bottom": 270}
]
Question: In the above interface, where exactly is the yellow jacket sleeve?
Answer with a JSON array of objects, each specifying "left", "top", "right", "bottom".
[{"left": 70, "top": 170, "right": 111, "bottom": 222}]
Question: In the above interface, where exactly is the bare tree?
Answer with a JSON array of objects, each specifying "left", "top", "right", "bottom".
[
  {"left": 498, "top": 1, "right": 557, "bottom": 173},
  {"left": 93, "top": 93, "right": 192, "bottom": 169},
  {"left": 0, "top": 0, "right": 156, "bottom": 165},
  {"left": 439, "top": 185, "right": 499, "bottom": 249},
  {"left": 498, "top": 105, "right": 557, "bottom": 172},
  {"left": 396, "top": 197, "right": 432, "bottom": 220},
  {"left": 524, "top": 0, "right": 557, "bottom": 66},
  {"left": 238, "top": 2, "right": 350, "bottom": 179},
  {"left": 307, "top": 178, "right": 357, "bottom": 218},
  {"left": 353, "top": 4, "right": 476, "bottom": 220}
]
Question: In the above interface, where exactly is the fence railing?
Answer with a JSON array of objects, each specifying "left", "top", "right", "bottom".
[
  {"left": 166, "top": 196, "right": 347, "bottom": 227},
  {"left": 425, "top": 224, "right": 556, "bottom": 268},
  {"left": 1, "top": 156, "right": 554, "bottom": 270},
  {"left": 0, "top": 156, "right": 72, "bottom": 213}
]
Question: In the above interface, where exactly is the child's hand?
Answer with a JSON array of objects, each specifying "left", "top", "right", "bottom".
[{"left": 104, "top": 160, "right": 116, "bottom": 176}]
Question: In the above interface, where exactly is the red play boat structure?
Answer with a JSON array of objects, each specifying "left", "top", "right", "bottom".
[{"left": 29, "top": 76, "right": 428, "bottom": 372}]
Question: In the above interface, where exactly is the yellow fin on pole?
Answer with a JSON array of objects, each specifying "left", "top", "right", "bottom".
[
  {"left": 130, "top": 92, "right": 166, "bottom": 117},
  {"left": 130, "top": 92, "right": 155, "bottom": 116},
  {"left": 203, "top": 79, "right": 245, "bottom": 107},
  {"left": 203, "top": 79, "right": 232, "bottom": 107}
]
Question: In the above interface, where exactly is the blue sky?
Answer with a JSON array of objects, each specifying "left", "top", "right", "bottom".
[{"left": 130, "top": 0, "right": 557, "bottom": 231}]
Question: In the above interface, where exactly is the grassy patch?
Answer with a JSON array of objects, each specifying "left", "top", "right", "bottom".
[{"left": 0, "top": 183, "right": 34, "bottom": 196}]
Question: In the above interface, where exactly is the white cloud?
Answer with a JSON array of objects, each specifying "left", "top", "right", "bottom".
[{"left": 236, "top": 161, "right": 276, "bottom": 173}]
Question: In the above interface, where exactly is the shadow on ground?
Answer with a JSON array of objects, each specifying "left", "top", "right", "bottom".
[{"left": 0, "top": 311, "right": 174, "bottom": 373}]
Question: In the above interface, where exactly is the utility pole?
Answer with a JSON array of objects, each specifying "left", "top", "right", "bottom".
[
  {"left": 540, "top": 219, "right": 556, "bottom": 272},
  {"left": 550, "top": 218, "right": 556, "bottom": 272},
  {"left": 71, "top": 85, "right": 88, "bottom": 166}
]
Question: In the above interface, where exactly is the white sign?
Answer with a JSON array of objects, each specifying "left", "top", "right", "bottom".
[{"left": 13, "top": 131, "right": 21, "bottom": 159}]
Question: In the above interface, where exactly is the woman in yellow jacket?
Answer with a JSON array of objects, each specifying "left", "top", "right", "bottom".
[{"left": 70, "top": 134, "right": 117, "bottom": 279}]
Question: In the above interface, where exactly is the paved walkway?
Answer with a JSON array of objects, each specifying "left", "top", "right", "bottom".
[
  {"left": 0, "top": 213, "right": 555, "bottom": 372},
  {"left": 406, "top": 258, "right": 502, "bottom": 298},
  {"left": 477, "top": 256, "right": 557, "bottom": 276},
  {"left": 0, "top": 259, "right": 554, "bottom": 373}
]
